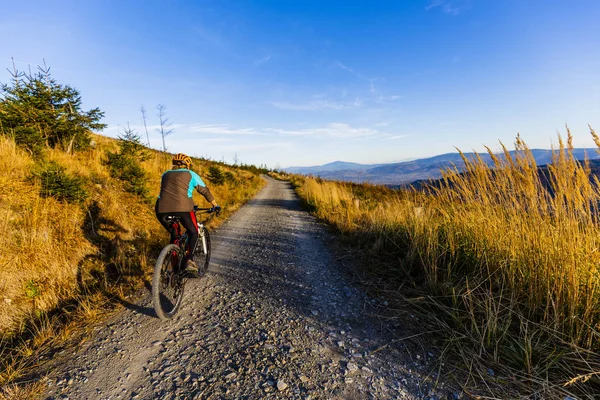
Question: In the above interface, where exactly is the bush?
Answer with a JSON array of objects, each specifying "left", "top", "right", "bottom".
[
  {"left": 105, "top": 152, "right": 148, "bottom": 197},
  {"left": 31, "top": 161, "right": 88, "bottom": 203},
  {"left": 224, "top": 171, "right": 237, "bottom": 184},
  {"left": 104, "top": 125, "right": 149, "bottom": 198},
  {"left": 207, "top": 165, "right": 225, "bottom": 185}
]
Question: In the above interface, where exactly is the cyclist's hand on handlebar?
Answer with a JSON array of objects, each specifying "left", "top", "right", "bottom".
[{"left": 213, "top": 205, "right": 222, "bottom": 215}]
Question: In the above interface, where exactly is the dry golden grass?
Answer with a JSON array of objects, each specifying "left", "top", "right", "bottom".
[
  {"left": 293, "top": 129, "right": 600, "bottom": 398},
  {"left": 0, "top": 133, "right": 265, "bottom": 390},
  {"left": 0, "top": 380, "right": 45, "bottom": 400}
]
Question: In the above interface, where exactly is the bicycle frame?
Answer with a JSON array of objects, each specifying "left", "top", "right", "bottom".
[{"left": 169, "top": 207, "right": 213, "bottom": 257}]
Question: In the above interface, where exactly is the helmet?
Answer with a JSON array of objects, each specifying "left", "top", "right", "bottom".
[{"left": 172, "top": 153, "right": 192, "bottom": 169}]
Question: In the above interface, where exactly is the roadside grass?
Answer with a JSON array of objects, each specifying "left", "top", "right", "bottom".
[
  {"left": 0, "top": 133, "right": 265, "bottom": 395},
  {"left": 291, "top": 129, "right": 600, "bottom": 399}
]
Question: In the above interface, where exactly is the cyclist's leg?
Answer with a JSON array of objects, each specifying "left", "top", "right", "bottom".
[
  {"left": 179, "top": 212, "right": 199, "bottom": 262},
  {"left": 156, "top": 212, "right": 177, "bottom": 243}
]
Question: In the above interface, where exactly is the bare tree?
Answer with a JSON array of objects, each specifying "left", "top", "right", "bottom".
[
  {"left": 140, "top": 105, "right": 150, "bottom": 147},
  {"left": 233, "top": 153, "right": 239, "bottom": 166},
  {"left": 156, "top": 104, "right": 173, "bottom": 152}
]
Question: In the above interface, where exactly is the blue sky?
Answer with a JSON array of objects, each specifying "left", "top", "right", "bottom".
[{"left": 2, "top": 1, "right": 600, "bottom": 168}]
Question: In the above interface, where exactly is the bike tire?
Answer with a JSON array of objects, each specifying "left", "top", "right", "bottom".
[
  {"left": 152, "top": 244, "right": 186, "bottom": 320},
  {"left": 195, "top": 227, "right": 211, "bottom": 277}
]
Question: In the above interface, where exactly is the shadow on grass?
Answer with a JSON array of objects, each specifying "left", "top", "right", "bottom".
[{"left": 77, "top": 200, "right": 160, "bottom": 318}]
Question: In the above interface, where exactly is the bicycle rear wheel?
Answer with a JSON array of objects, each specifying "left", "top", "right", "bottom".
[
  {"left": 152, "top": 244, "right": 186, "bottom": 320},
  {"left": 194, "top": 227, "right": 211, "bottom": 277}
]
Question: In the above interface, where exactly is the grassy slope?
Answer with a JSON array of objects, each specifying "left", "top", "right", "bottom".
[
  {"left": 0, "top": 133, "right": 265, "bottom": 391},
  {"left": 290, "top": 137, "right": 600, "bottom": 399}
]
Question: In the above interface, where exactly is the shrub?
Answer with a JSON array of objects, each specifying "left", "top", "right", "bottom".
[
  {"left": 207, "top": 165, "right": 225, "bottom": 185},
  {"left": 224, "top": 171, "right": 237, "bottom": 184},
  {"left": 105, "top": 152, "right": 148, "bottom": 197},
  {"left": 31, "top": 161, "right": 88, "bottom": 203},
  {"left": 104, "top": 125, "right": 149, "bottom": 198}
]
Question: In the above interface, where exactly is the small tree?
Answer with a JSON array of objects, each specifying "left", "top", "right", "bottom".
[
  {"left": 156, "top": 104, "right": 173, "bottom": 152},
  {"left": 30, "top": 161, "right": 88, "bottom": 203},
  {"left": 140, "top": 104, "right": 150, "bottom": 146},
  {"left": 118, "top": 122, "right": 149, "bottom": 161},
  {"left": 0, "top": 61, "right": 106, "bottom": 152},
  {"left": 104, "top": 123, "right": 150, "bottom": 198},
  {"left": 207, "top": 165, "right": 225, "bottom": 185}
]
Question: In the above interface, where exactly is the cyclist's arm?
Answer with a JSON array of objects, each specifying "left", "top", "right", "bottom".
[
  {"left": 197, "top": 186, "right": 218, "bottom": 207},
  {"left": 190, "top": 171, "right": 218, "bottom": 206}
]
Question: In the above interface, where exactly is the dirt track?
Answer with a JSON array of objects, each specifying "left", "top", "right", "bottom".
[{"left": 44, "top": 177, "right": 451, "bottom": 399}]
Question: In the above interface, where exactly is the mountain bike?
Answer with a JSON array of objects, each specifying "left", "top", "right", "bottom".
[{"left": 152, "top": 206, "right": 218, "bottom": 320}]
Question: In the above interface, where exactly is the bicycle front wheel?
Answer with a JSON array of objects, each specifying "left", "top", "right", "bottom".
[
  {"left": 152, "top": 244, "right": 186, "bottom": 320},
  {"left": 195, "top": 227, "right": 211, "bottom": 277}
]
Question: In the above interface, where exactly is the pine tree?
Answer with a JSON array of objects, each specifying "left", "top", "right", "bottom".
[
  {"left": 104, "top": 123, "right": 150, "bottom": 198},
  {"left": 0, "top": 62, "right": 106, "bottom": 153}
]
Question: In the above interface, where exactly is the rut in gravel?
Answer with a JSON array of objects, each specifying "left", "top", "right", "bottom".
[{"left": 44, "top": 177, "right": 453, "bottom": 399}]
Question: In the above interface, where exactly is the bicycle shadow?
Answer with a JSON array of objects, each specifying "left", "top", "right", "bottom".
[{"left": 77, "top": 200, "right": 159, "bottom": 318}]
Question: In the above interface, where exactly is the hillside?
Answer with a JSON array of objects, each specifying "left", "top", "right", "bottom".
[
  {"left": 288, "top": 148, "right": 600, "bottom": 184},
  {"left": 0, "top": 133, "right": 266, "bottom": 390}
]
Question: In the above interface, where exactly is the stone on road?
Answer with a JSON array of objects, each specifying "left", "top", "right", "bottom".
[{"left": 43, "top": 177, "right": 447, "bottom": 399}]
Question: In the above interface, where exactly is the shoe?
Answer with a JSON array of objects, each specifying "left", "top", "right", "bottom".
[{"left": 185, "top": 259, "right": 198, "bottom": 274}]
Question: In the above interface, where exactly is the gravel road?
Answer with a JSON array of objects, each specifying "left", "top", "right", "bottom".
[{"left": 44, "top": 177, "right": 453, "bottom": 399}]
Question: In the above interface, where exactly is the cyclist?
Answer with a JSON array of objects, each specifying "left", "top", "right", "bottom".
[{"left": 155, "top": 153, "right": 221, "bottom": 273}]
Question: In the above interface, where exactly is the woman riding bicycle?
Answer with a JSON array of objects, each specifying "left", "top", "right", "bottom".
[{"left": 155, "top": 153, "right": 221, "bottom": 273}]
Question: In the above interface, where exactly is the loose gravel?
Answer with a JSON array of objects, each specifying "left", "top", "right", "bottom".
[{"left": 43, "top": 177, "right": 456, "bottom": 399}]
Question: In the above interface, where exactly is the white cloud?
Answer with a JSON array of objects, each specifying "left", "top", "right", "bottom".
[
  {"left": 212, "top": 141, "right": 293, "bottom": 152},
  {"left": 376, "top": 94, "right": 400, "bottom": 103},
  {"left": 104, "top": 123, "right": 186, "bottom": 138},
  {"left": 190, "top": 122, "right": 406, "bottom": 141},
  {"left": 254, "top": 55, "right": 271, "bottom": 66},
  {"left": 271, "top": 99, "right": 362, "bottom": 111},
  {"left": 425, "top": 0, "right": 465, "bottom": 15},
  {"left": 384, "top": 134, "right": 411, "bottom": 140},
  {"left": 336, "top": 61, "right": 356, "bottom": 74},
  {"left": 271, "top": 123, "right": 384, "bottom": 139},
  {"left": 189, "top": 124, "right": 270, "bottom": 136}
]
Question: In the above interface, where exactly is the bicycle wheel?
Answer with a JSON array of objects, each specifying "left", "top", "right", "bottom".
[
  {"left": 152, "top": 244, "right": 186, "bottom": 320},
  {"left": 194, "top": 227, "right": 211, "bottom": 277}
]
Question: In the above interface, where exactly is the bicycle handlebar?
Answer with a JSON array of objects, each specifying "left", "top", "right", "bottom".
[{"left": 193, "top": 205, "right": 222, "bottom": 215}]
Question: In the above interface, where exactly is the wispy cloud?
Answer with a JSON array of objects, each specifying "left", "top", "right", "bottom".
[
  {"left": 107, "top": 121, "right": 407, "bottom": 149},
  {"left": 384, "top": 134, "right": 411, "bottom": 140},
  {"left": 272, "top": 123, "right": 386, "bottom": 139},
  {"left": 189, "top": 124, "right": 270, "bottom": 136},
  {"left": 254, "top": 55, "right": 271, "bottom": 66},
  {"left": 271, "top": 99, "right": 362, "bottom": 111},
  {"left": 335, "top": 60, "right": 370, "bottom": 80},
  {"left": 425, "top": 0, "right": 467, "bottom": 15},
  {"left": 189, "top": 122, "right": 397, "bottom": 140},
  {"left": 334, "top": 62, "right": 400, "bottom": 105},
  {"left": 104, "top": 123, "right": 186, "bottom": 137},
  {"left": 375, "top": 94, "right": 400, "bottom": 103},
  {"left": 211, "top": 141, "right": 293, "bottom": 152},
  {"left": 336, "top": 61, "right": 356, "bottom": 74}
]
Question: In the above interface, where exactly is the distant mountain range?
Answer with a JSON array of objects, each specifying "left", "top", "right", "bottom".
[{"left": 286, "top": 149, "right": 600, "bottom": 185}]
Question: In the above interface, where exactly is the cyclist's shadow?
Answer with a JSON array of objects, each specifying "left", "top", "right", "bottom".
[{"left": 77, "top": 200, "right": 158, "bottom": 318}]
